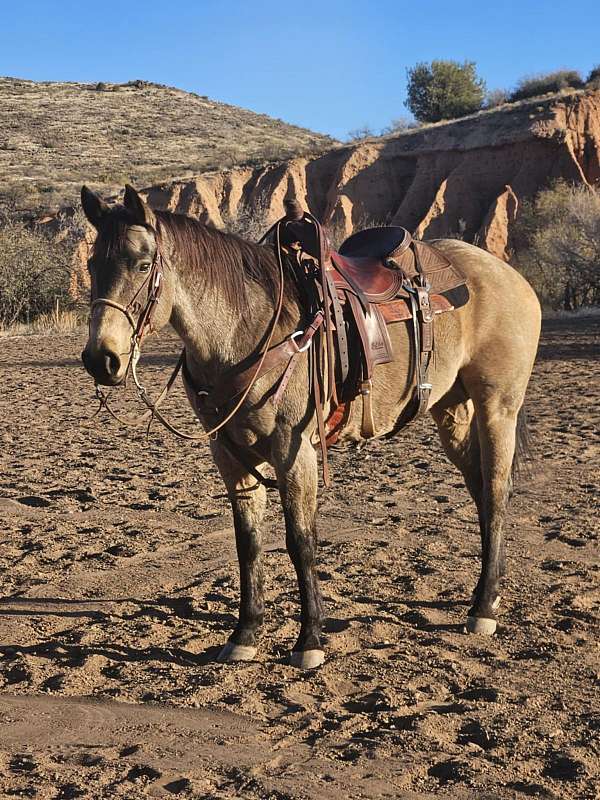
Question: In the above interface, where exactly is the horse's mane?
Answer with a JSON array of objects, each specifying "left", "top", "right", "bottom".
[{"left": 92, "top": 206, "right": 296, "bottom": 318}]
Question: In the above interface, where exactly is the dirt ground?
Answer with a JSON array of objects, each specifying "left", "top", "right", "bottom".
[{"left": 0, "top": 316, "right": 598, "bottom": 800}]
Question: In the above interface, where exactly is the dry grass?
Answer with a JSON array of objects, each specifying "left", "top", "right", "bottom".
[
  {"left": 0, "top": 308, "right": 84, "bottom": 337},
  {"left": 0, "top": 77, "right": 336, "bottom": 216}
]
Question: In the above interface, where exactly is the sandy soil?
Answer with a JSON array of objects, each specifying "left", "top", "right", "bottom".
[{"left": 0, "top": 317, "right": 598, "bottom": 799}]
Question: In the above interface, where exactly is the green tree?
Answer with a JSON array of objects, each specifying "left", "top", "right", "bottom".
[{"left": 405, "top": 60, "right": 486, "bottom": 123}]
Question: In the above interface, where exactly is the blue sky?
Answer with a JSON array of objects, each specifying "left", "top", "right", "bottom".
[{"left": 2, "top": 0, "right": 599, "bottom": 139}]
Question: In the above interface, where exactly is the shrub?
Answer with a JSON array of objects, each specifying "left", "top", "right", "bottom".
[
  {"left": 347, "top": 125, "right": 375, "bottom": 142},
  {"left": 509, "top": 70, "right": 584, "bottom": 102},
  {"left": 513, "top": 181, "right": 600, "bottom": 309},
  {"left": 381, "top": 116, "right": 421, "bottom": 135},
  {"left": 587, "top": 65, "right": 600, "bottom": 89},
  {"left": 405, "top": 60, "right": 486, "bottom": 123},
  {"left": 0, "top": 220, "right": 72, "bottom": 326},
  {"left": 485, "top": 88, "right": 509, "bottom": 109},
  {"left": 222, "top": 199, "right": 272, "bottom": 242}
]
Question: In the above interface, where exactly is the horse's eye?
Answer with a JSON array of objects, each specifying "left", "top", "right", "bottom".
[{"left": 139, "top": 262, "right": 152, "bottom": 273}]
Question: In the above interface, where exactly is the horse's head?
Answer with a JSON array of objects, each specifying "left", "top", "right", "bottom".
[{"left": 81, "top": 185, "right": 173, "bottom": 386}]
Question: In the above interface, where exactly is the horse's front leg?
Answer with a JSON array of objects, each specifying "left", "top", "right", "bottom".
[
  {"left": 274, "top": 433, "right": 324, "bottom": 669},
  {"left": 211, "top": 442, "right": 267, "bottom": 662}
]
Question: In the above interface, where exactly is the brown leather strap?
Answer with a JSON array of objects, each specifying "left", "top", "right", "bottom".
[
  {"left": 360, "top": 379, "right": 376, "bottom": 438},
  {"left": 271, "top": 312, "right": 324, "bottom": 406},
  {"left": 217, "top": 428, "right": 278, "bottom": 490},
  {"left": 311, "top": 349, "right": 330, "bottom": 487},
  {"left": 325, "top": 267, "right": 349, "bottom": 385},
  {"left": 317, "top": 221, "right": 335, "bottom": 403},
  {"left": 325, "top": 401, "right": 350, "bottom": 446}
]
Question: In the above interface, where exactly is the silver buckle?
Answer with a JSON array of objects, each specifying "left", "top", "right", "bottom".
[{"left": 290, "top": 330, "right": 312, "bottom": 353}]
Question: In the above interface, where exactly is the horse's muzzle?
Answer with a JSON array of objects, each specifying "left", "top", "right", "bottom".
[{"left": 81, "top": 344, "right": 124, "bottom": 386}]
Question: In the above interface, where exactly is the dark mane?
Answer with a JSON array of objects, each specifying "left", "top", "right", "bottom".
[
  {"left": 156, "top": 211, "right": 290, "bottom": 315},
  {"left": 92, "top": 206, "right": 297, "bottom": 319}
]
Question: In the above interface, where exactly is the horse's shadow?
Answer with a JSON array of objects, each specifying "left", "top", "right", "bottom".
[
  {"left": 0, "top": 639, "right": 219, "bottom": 669},
  {"left": 0, "top": 595, "right": 233, "bottom": 669}
]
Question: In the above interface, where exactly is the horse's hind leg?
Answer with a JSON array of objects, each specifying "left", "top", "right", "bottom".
[
  {"left": 274, "top": 433, "right": 324, "bottom": 670},
  {"left": 465, "top": 391, "right": 523, "bottom": 635},
  {"left": 431, "top": 383, "right": 513, "bottom": 635},
  {"left": 431, "top": 388, "right": 483, "bottom": 524},
  {"left": 211, "top": 443, "right": 267, "bottom": 662}
]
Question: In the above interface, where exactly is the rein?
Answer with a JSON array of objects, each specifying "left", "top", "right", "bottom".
[
  {"left": 91, "top": 212, "right": 332, "bottom": 488},
  {"left": 93, "top": 222, "right": 289, "bottom": 444}
]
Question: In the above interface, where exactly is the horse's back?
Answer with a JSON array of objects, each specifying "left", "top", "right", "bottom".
[
  {"left": 428, "top": 239, "right": 541, "bottom": 393},
  {"left": 432, "top": 239, "right": 540, "bottom": 314}
]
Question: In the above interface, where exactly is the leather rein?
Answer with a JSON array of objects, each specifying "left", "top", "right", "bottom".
[{"left": 91, "top": 223, "right": 324, "bottom": 484}]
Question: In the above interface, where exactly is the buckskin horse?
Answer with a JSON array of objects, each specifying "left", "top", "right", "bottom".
[{"left": 80, "top": 184, "right": 541, "bottom": 669}]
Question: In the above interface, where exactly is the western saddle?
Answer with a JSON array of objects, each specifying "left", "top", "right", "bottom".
[{"left": 261, "top": 197, "right": 469, "bottom": 481}]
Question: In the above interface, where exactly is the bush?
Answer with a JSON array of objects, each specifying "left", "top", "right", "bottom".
[
  {"left": 0, "top": 220, "right": 71, "bottom": 326},
  {"left": 405, "top": 60, "right": 486, "bottom": 123},
  {"left": 514, "top": 181, "right": 600, "bottom": 309},
  {"left": 485, "top": 88, "right": 509, "bottom": 109},
  {"left": 587, "top": 65, "right": 600, "bottom": 88},
  {"left": 222, "top": 199, "right": 271, "bottom": 242},
  {"left": 509, "top": 70, "right": 584, "bottom": 102},
  {"left": 347, "top": 125, "right": 375, "bottom": 142},
  {"left": 381, "top": 116, "right": 421, "bottom": 135}
]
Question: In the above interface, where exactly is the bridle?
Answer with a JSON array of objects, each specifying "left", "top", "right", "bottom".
[
  {"left": 91, "top": 229, "right": 166, "bottom": 417},
  {"left": 91, "top": 223, "right": 288, "bottom": 447}
]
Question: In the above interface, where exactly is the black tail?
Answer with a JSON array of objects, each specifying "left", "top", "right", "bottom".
[{"left": 512, "top": 404, "right": 533, "bottom": 484}]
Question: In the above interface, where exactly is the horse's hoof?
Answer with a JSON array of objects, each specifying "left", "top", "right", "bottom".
[
  {"left": 217, "top": 642, "right": 257, "bottom": 662},
  {"left": 290, "top": 649, "right": 325, "bottom": 669},
  {"left": 465, "top": 616, "right": 497, "bottom": 635}
]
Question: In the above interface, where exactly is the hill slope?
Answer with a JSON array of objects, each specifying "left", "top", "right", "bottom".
[
  {"left": 0, "top": 77, "right": 335, "bottom": 214},
  {"left": 136, "top": 88, "right": 600, "bottom": 262}
]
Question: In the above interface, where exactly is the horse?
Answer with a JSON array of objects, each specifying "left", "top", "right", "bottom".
[{"left": 80, "top": 184, "right": 541, "bottom": 670}]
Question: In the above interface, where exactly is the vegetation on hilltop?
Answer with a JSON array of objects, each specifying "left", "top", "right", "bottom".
[{"left": 0, "top": 77, "right": 336, "bottom": 216}]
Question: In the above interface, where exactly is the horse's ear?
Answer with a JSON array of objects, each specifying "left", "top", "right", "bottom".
[
  {"left": 81, "top": 185, "right": 109, "bottom": 229},
  {"left": 123, "top": 184, "right": 156, "bottom": 228}
]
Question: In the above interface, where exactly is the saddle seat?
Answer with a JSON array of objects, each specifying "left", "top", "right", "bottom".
[
  {"left": 332, "top": 225, "right": 467, "bottom": 301},
  {"left": 339, "top": 225, "right": 412, "bottom": 260}
]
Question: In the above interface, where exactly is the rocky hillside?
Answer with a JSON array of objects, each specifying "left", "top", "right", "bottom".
[
  {"left": 136, "top": 88, "right": 600, "bottom": 262},
  {"left": 0, "top": 77, "right": 335, "bottom": 215}
]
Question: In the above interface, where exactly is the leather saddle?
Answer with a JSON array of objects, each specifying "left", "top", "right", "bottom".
[
  {"left": 334, "top": 226, "right": 468, "bottom": 306},
  {"left": 321, "top": 226, "right": 468, "bottom": 441},
  {"left": 273, "top": 210, "right": 470, "bottom": 452}
]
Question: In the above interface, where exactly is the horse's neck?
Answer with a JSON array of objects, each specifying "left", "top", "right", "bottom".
[{"left": 168, "top": 257, "right": 276, "bottom": 376}]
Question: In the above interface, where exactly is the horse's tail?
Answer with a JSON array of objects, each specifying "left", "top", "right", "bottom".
[{"left": 512, "top": 403, "right": 533, "bottom": 484}]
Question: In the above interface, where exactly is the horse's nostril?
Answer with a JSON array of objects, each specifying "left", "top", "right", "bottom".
[{"left": 103, "top": 351, "right": 122, "bottom": 377}]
